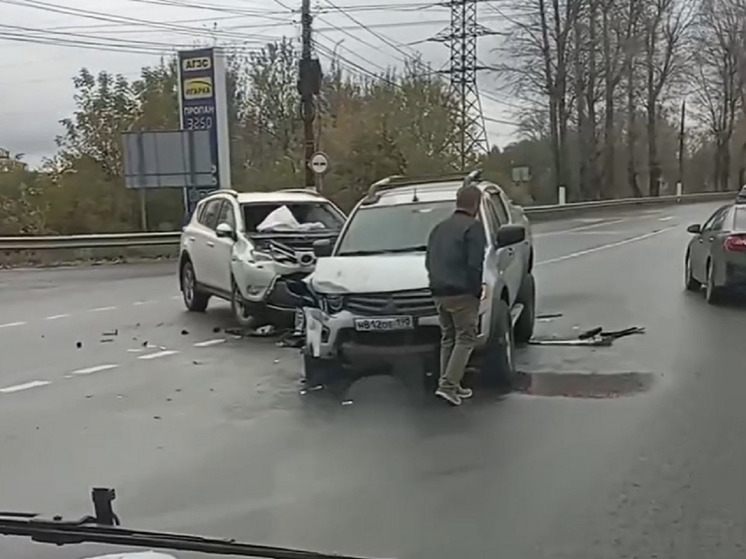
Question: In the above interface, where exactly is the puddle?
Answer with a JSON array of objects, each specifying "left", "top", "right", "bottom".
[{"left": 513, "top": 371, "right": 655, "bottom": 398}]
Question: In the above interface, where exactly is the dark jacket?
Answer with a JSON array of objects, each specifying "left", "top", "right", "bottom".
[{"left": 426, "top": 209, "right": 487, "bottom": 299}]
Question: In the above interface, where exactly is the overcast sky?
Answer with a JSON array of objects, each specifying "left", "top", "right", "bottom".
[{"left": 0, "top": 0, "right": 520, "bottom": 166}]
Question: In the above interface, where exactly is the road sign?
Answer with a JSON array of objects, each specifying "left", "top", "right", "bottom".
[
  {"left": 309, "top": 151, "right": 329, "bottom": 175},
  {"left": 177, "top": 47, "right": 231, "bottom": 218}
]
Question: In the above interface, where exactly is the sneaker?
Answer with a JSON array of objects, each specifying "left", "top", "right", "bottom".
[
  {"left": 435, "top": 388, "right": 462, "bottom": 406},
  {"left": 456, "top": 386, "right": 473, "bottom": 399}
]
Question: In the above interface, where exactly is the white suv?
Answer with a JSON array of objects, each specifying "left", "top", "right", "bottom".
[{"left": 179, "top": 189, "right": 346, "bottom": 327}]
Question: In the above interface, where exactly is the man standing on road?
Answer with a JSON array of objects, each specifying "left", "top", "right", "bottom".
[{"left": 426, "top": 184, "right": 486, "bottom": 406}]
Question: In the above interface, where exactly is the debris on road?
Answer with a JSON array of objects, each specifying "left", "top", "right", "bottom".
[
  {"left": 536, "top": 312, "right": 563, "bottom": 320},
  {"left": 76, "top": 341, "right": 82, "bottom": 349},
  {"left": 101, "top": 329, "right": 118, "bottom": 337},
  {"left": 529, "top": 326, "right": 645, "bottom": 347},
  {"left": 180, "top": 329, "right": 189, "bottom": 335}
]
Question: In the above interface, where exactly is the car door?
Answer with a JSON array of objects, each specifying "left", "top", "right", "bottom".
[
  {"left": 691, "top": 205, "right": 730, "bottom": 281},
  {"left": 205, "top": 199, "right": 238, "bottom": 293},
  {"left": 190, "top": 198, "right": 223, "bottom": 288},
  {"left": 484, "top": 197, "right": 522, "bottom": 303}
]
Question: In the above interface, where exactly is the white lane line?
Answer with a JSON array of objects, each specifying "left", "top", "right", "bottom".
[
  {"left": 0, "top": 321, "right": 26, "bottom": 329},
  {"left": 133, "top": 300, "right": 155, "bottom": 306},
  {"left": 139, "top": 350, "right": 179, "bottom": 360},
  {"left": 90, "top": 306, "right": 117, "bottom": 313},
  {"left": 170, "top": 295, "right": 181, "bottom": 300},
  {"left": 535, "top": 218, "right": 630, "bottom": 238},
  {"left": 45, "top": 314, "right": 70, "bottom": 320},
  {"left": 71, "top": 364, "right": 119, "bottom": 376},
  {"left": 536, "top": 226, "right": 676, "bottom": 266},
  {"left": 659, "top": 216, "right": 675, "bottom": 221},
  {"left": 0, "top": 380, "right": 50, "bottom": 393},
  {"left": 194, "top": 338, "right": 226, "bottom": 348}
]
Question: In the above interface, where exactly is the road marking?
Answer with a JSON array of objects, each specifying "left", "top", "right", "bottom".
[
  {"left": 45, "top": 314, "right": 70, "bottom": 320},
  {"left": 194, "top": 338, "right": 226, "bottom": 347},
  {"left": 659, "top": 216, "right": 675, "bottom": 221},
  {"left": 171, "top": 295, "right": 181, "bottom": 300},
  {"left": 133, "top": 300, "right": 155, "bottom": 306},
  {"left": 71, "top": 364, "right": 118, "bottom": 376},
  {"left": 535, "top": 218, "right": 630, "bottom": 238},
  {"left": 536, "top": 226, "right": 676, "bottom": 266},
  {"left": 139, "top": 350, "right": 179, "bottom": 360},
  {"left": 0, "top": 380, "right": 50, "bottom": 393},
  {"left": 0, "top": 321, "right": 26, "bottom": 329},
  {"left": 90, "top": 306, "right": 117, "bottom": 312}
]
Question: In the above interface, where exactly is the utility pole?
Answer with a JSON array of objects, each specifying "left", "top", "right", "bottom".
[
  {"left": 432, "top": 0, "right": 491, "bottom": 171},
  {"left": 298, "top": 0, "right": 321, "bottom": 189},
  {"left": 677, "top": 99, "right": 686, "bottom": 196}
]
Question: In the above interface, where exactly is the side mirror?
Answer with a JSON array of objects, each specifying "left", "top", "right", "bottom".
[
  {"left": 687, "top": 224, "right": 702, "bottom": 234},
  {"left": 313, "top": 239, "right": 333, "bottom": 258},
  {"left": 216, "top": 222, "right": 236, "bottom": 240},
  {"left": 496, "top": 224, "right": 526, "bottom": 247}
]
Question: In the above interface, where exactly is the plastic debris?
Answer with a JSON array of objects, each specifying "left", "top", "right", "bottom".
[{"left": 529, "top": 326, "right": 645, "bottom": 347}]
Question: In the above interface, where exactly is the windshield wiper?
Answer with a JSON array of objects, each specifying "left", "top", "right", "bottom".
[
  {"left": 338, "top": 246, "right": 426, "bottom": 256},
  {"left": 0, "top": 488, "right": 386, "bottom": 559}
]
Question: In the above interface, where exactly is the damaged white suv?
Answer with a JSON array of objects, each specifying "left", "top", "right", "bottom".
[
  {"left": 179, "top": 188, "right": 346, "bottom": 327},
  {"left": 298, "top": 171, "right": 535, "bottom": 389}
]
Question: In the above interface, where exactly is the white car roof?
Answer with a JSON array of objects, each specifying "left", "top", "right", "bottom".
[
  {"left": 368, "top": 180, "right": 501, "bottom": 207},
  {"left": 205, "top": 189, "right": 330, "bottom": 205}
]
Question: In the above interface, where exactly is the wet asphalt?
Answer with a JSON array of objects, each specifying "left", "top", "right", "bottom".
[{"left": 2, "top": 201, "right": 746, "bottom": 559}]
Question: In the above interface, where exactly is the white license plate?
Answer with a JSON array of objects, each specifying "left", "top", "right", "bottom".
[{"left": 354, "top": 316, "right": 414, "bottom": 332}]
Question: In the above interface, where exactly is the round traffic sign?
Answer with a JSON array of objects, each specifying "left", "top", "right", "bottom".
[{"left": 309, "top": 151, "right": 329, "bottom": 175}]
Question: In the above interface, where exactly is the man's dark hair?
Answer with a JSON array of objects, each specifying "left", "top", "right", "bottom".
[{"left": 456, "top": 184, "right": 482, "bottom": 211}]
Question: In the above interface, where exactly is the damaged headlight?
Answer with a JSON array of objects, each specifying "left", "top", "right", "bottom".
[{"left": 320, "top": 294, "right": 344, "bottom": 314}]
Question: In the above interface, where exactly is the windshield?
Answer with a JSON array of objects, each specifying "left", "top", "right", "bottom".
[
  {"left": 242, "top": 202, "right": 344, "bottom": 233},
  {"left": 336, "top": 201, "right": 456, "bottom": 256}
]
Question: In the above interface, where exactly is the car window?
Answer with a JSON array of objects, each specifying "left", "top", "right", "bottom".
[
  {"left": 199, "top": 199, "right": 223, "bottom": 230},
  {"left": 336, "top": 201, "right": 455, "bottom": 256},
  {"left": 482, "top": 197, "right": 501, "bottom": 239},
  {"left": 489, "top": 192, "right": 509, "bottom": 224},
  {"left": 217, "top": 200, "right": 236, "bottom": 230},
  {"left": 703, "top": 205, "right": 730, "bottom": 232},
  {"left": 242, "top": 202, "right": 344, "bottom": 233}
]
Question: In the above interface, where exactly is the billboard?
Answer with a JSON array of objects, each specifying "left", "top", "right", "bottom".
[{"left": 177, "top": 47, "right": 231, "bottom": 217}]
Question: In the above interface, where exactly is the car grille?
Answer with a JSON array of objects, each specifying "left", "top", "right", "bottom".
[{"left": 345, "top": 289, "right": 436, "bottom": 317}]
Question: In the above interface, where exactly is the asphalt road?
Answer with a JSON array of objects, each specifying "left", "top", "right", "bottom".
[{"left": 2, "top": 201, "right": 745, "bottom": 559}]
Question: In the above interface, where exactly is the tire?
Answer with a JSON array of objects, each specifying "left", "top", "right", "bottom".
[
  {"left": 705, "top": 260, "right": 724, "bottom": 305},
  {"left": 481, "top": 298, "right": 516, "bottom": 389},
  {"left": 231, "top": 279, "right": 260, "bottom": 329},
  {"left": 180, "top": 259, "right": 209, "bottom": 312},
  {"left": 684, "top": 252, "right": 701, "bottom": 292},
  {"left": 513, "top": 273, "right": 536, "bottom": 344}
]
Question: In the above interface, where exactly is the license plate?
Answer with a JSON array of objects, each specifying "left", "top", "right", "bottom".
[{"left": 354, "top": 316, "right": 414, "bottom": 332}]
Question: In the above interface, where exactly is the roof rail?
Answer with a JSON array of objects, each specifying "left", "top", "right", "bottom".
[
  {"left": 278, "top": 187, "right": 323, "bottom": 196},
  {"left": 204, "top": 188, "right": 239, "bottom": 198},
  {"left": 361, "top": 170, "right": 483, "bottom": 205}
]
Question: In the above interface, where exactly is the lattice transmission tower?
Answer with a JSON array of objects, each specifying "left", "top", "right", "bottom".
[{"left": 432, "top": 0, "right": 491, "bottom": 170}]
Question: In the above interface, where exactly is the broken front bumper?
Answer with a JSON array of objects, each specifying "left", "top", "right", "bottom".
[{"left": 302, "top": 308, "right": 443, "bottom": 370}]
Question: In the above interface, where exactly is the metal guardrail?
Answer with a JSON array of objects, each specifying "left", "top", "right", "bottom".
[{"left": 0, "top": 191, "right": 735, "bottom": 252}]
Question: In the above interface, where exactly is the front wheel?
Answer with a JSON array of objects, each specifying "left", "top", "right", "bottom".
[
  {"left": 231, "top": 280, "right": 259, "bottom": 328},
  {"left": 513, "top": 273, "right": 536, "bottom": 344},
  {"left": 481, "top": 299, "right": 516, "bottom": 389},
  {"left": 181, "top": 260, "right": 209, "bottom": 312},
  {"left": 705, "top": 260, "right": 724, "bottom": 305},
  {"left": 684, "top": 253, "right": 701, "bottom": 292}
]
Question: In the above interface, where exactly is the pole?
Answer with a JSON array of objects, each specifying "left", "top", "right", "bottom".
[
  {"left": 300, "top": 0, "right": 316, "bottom": 189},
  {"left": 677, "top": 99, "right": 686, "bottom": 195}
]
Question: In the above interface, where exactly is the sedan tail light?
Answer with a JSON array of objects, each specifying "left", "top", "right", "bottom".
[{"left": 724, "top": 234, "right": 746, "bottom": 252}]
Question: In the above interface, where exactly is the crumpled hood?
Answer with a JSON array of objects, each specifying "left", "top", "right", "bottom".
[
  {"left": 84, "top": 552, "right": 177, "bottom": 559},
  {"left": 308, "top": 253, "right": 428, "bottom": 294}
]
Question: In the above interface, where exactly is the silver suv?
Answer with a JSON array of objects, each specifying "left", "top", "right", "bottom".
[
  {"left": 179, "top": 188, "right": 346, "bottom": 328},
  {"left": 298, "top": 171, "right": 536, "bottom": 388}
]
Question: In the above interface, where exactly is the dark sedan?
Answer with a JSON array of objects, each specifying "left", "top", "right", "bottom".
[{"left": 685, "top": 203, "right": 746, "bottom": 303}]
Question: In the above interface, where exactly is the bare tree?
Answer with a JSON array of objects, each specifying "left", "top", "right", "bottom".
[{"left": 640, "top": 0, "right": 692, "bottom": 196}]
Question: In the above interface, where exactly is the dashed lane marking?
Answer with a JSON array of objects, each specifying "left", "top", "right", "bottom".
[
  {"left": 537, "top": 226, "right": 676, "bottom": 266},
  {"left": 0, "top": 321, "right": 26, "bottom": 329},
  {"left": 194, "top": 339, "right": 226, "bottom": 348},
  {"left": 89, "top": 306, "right": 117, "bottom": 312},
  {"left": 45, "top": 314, "right": 70, "bottom": 320},
  {"left": 534, "top": 218, "right": 631, "bottom": 238},
  {"left": 0, "top": 380, "right": 50, "bottom": 393},
  {"left": 133, "top": 300, "right": 156, "bottom": 306},
  {"left": 659, "top": 216, "right": 675, "bottom": 221},
  {"left": 71, "top": 364, "right": 119, "bottom": 376},
  {"left": 138, "top": 350, "right": 179, "bottom": 360}
]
